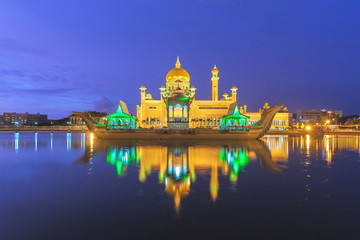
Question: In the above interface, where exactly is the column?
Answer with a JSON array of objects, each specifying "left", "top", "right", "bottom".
[{"left": 181, "top": 107, "right": 185, "bottom": 122}]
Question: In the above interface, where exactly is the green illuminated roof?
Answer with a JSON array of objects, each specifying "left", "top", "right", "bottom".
[
  {"left": 107, "top": 101, "right": 136, "bottom": 120},
  {"left": 223, "top": 103, "right": 249, "bottom": 120}
]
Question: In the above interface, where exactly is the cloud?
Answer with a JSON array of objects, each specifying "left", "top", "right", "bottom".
[
  {"left": 7, "top": 87, "right": 76, "bottom": 96},
  {"left": 0, "top": 38, "right": 49, "bottom": 57},
  {"left": 0, "top": 68, "right": 26, "bottom": 77},
  {"left": 93, "top": 96, "right": 115, "bottom": 113},
  {"left": 0, "top": 67, "right": 48, "bottom": 83}
]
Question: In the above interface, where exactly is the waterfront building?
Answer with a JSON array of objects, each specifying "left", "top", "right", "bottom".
[
  {"left": 136, "top": 57, "right": 291, "bottom": 129},
  {"left": 297, "top": 109, "right": 343, "bottom": 123},
  {"left": 69, "top": 114, "right": 84, "bottom": 125},
  {"left": 2, "top": 112, "right": 47, "bottom": 125}
]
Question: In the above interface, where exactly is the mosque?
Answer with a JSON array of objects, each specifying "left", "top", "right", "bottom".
[{"left": 136, "top": 57, "right": 290, "bottom": 129}]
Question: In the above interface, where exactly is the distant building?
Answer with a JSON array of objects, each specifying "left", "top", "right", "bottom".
[
  {"left": 2, "top": 112, "right": 48, "bottom": 125},
  {"left": 297, "top": 109, "right": 342, "bottom": 123}
]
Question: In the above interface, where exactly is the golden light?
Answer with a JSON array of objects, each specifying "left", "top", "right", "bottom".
[
  {"left": 305, "top": 126, "right": 311, "bottom": 131},
  {"left": 326, "top": 120, "right": 330, "bottom": 124},
  {"left": 90, "top": 132, "right": 94, "bottom": 149}
]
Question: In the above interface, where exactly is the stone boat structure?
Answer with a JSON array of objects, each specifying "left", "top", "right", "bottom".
[{"left": 73, "top": 104, "right": 283, "bottom": 140}]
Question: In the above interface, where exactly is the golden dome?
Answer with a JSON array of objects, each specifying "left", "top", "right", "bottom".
[
  {"left": 166, "top": 56, "right": 190, "bottom": 81},
  {"left": 212, "top": 65, "right": 219, "bottom": 74}
]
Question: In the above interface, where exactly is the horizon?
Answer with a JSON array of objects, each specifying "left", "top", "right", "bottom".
[{"left": 1, "top": 0, "right": 359, "bottom": 118}]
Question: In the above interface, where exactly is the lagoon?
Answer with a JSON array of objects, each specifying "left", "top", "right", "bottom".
[{"left": 1, "top": 132, "right": 360, "bottom": 239}]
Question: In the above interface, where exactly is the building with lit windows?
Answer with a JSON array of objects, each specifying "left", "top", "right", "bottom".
[
  {"left": 136, "top": 57, "right": 291, "bottom": 129},
  {"left": 297, "top": 109, "right": 343, "bottom": 123},
  {"left": 2, "top": 112, "right": 47, "bottom": 125}
]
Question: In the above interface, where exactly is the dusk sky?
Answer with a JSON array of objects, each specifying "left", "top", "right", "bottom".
[{"left": 0, "top": 0, "right": 359, "bottom": 119}]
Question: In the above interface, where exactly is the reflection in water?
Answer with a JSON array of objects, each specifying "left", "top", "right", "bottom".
[
  {"left": 266, "top": 136, "right": 288, "bottom": 162},
  {"left": 165, "top": 145, "right": 190, "bottom": 211},
  {"left": 7, "top": 132, "right": 360, "bottom": 212},
  {"left": 81, "top": 133, "right": 86, "bottom": 150},
  {"left": 14, "top": 132, "right": 19, "bottom": 153},
  {"left": 35, "top": 133, "right": 38, "bottom": 152},
  {"left": 324, "top": 135, "right": 332, "bottom": 164},
  {"left": 90, "top": 133, "right": 94, "bottom": 151},
  {"left": 306, "top": 134, "right": 310, "bottom": 156},
  {"left": 67, "top": 133, "right": 71, "bottom": 151},
  {"left": 219, "top": 147, "right": 249, "bottom": 183},
  {"left": 3, "top": 133, "right": 360, "bottom": 239},
  {"left": 50, "top": 133, "right": 53, "bottom": 150},
  {"left": 78, "top": 138, "right": 282, "bottom": 212},
  {"left": 106, "top": 146, "right": 139, "bottom": 176}
]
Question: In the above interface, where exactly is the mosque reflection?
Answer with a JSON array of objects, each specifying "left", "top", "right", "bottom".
[
  {"left": 5, "top": 132, "right": 360, "bottom": 211},
  {"left": 78, "top": 137, "right": 284, "bottom": 212}
]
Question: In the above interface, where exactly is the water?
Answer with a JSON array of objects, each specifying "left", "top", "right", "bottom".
[{"left": 1, "top": 132, "right": 360, "bottom": 240}]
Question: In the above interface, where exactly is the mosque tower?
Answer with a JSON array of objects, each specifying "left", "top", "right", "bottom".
[{"left": 211, "top": 65, "right": 219, "bottom": 101}]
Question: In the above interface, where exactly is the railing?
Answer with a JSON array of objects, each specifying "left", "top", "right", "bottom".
[
  {"left": 106, "top": 125, "right": 136, "bottom": 130},
  {"left": 219, "top": 126, "right": 250, "bottom": 131}
]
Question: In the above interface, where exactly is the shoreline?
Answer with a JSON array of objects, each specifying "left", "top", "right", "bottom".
[
  {"left": 267, "top": 130, "right": 360, "bottom": 136},
  {"left": 0, "top": 126, "right": 360, "bottom": 136},
  {"left": 0, "top": 125, "right": 87, "bottom": 132}
]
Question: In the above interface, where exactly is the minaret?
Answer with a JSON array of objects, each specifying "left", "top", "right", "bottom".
[
  {"left": 140, "top": 85, "right": 147, "bottom": 103},
  {"left": 211, "top": 65, "right": 219, "bottom": 101},
  {"left": 231, "top": 86, "right": 238, "bottom": 102},
  {"left": 159, "top": 85, "right": 166, "bottom": 99}
]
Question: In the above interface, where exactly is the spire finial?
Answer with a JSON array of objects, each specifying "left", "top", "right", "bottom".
[
  {"left": 212, "top": 64, "right": 219, "bottom": 74},
  {"left": 175, "top": 56, "right": 181, "bottom": 68}
]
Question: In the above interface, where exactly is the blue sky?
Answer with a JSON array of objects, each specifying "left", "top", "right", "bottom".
[{"left": 0, "top": 0, "right": 359, "bottom": 118}]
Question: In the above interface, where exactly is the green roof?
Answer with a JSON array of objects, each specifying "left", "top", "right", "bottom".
[
  {"left": 107, "top": 101, "right": 136, "bottom": 119},
  {"left": 223, "top": 103, "right": 249, "bottom": 119}
]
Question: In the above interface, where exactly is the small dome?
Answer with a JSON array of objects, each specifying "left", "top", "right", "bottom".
[
  {"left": 212, "top": 65, "right": 219, "bottom": 74},
  {"left": 168, "top": 88, "right": 190, "bottom": 103},
  {"left": 166, "top": 56, "right": 190, "bottom": 81}
]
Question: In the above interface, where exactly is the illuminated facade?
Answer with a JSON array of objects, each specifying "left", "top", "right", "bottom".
[{"left": 137, "top": 57, "right": 290, "bottom": 129}]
